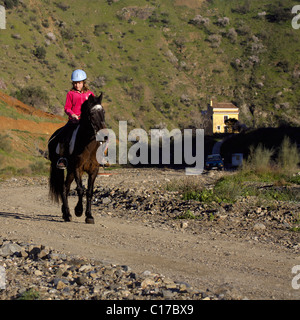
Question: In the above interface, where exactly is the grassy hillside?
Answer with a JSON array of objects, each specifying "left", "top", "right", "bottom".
[{"left": 0, "top": 0, "right": 299, "bottom": 133}]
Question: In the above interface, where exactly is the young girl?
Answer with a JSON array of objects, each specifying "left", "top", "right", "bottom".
[{"left": 56, "top": 69, "right": 94, "bottom": 169}]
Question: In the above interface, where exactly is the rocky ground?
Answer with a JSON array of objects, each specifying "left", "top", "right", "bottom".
[
  {"left": 0, "top": 240, "right": 216, "bottom": 300},
  {"left": 92, "top": 169, "right": 300, "bottom": 253},
  {"left": 0, "top": 167, "right": 299, "bottom": 300}
]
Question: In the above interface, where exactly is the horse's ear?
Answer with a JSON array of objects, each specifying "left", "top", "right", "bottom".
[
  {"left": 98, "top": 92, "right": 103, "bottom": 104},
  {"left": 88, "top": 94, "right": 95, "bottom": 102}
]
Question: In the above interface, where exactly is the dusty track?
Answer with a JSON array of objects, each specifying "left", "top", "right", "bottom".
[{"left": 0, "top": 168, "right": 299, "bottom": 300}]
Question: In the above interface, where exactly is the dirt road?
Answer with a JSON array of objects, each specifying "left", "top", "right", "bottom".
[{"left": 0, "top": 168, "right": 299, "bottom": 300}]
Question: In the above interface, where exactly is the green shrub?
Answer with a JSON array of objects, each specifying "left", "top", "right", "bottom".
[
  {"left": 3, "top": 0, "right": 19, "bottom": 10},
  {"left": 60, "top": 27, "right": 74, "bottom": 40},
  {"left": 13, "top": 86, "right": 50, "bottom": 109},
  {"left": 0, "top": 133, "right": 12, "bottom": 153},
  {"left": 214, "top": 177, "right": 242, "bottom": 202},
  {"left": 29, "top": 159, "right": 49, "bottom": 175},
  {"left": 0, "top": 165, "right": 17, "bottom": 176},
  {"left": 55, "top": 2, "right": 69, "bottom": 11},
  {"left": 94, "top": 23, "right": 108, "bottom": 36},
  {"left": 277, "top": 136, "right": 300, "bottom": 172},
  {"left": 289, "top": 175, "right": 300, "bottom": 185},
  {"left": 33, "top": 46, "right": 46, "bottom": 60},
  {"left": 18, "top": 288, "right": 40, "bottom": 300},
  {"left": 175, "top": 210, "right": 196, "bottom": 220},
  {"left": 243, "top": 143, "right": 274, "bottom": 173}
]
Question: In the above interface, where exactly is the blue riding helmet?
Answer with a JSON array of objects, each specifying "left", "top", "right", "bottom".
[{"left": 71, "top": 69, "right": 87, "bottom": 82}]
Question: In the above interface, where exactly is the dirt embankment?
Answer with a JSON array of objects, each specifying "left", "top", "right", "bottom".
[{"left": 0, "top": 91, "right": 65, "bottom": 135}]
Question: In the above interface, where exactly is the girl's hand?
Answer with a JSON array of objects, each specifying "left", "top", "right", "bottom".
[{"left": 71, "top": 114, "right": 79, "bottom": 120}]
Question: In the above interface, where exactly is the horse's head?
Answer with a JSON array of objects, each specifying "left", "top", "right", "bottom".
[{"left": 80, "top": 93, "right": 106, "bottom": 134}]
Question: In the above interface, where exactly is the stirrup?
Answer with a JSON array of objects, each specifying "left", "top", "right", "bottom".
[{"left": 56, "top": 157, "right": 68, "bottom": 170}]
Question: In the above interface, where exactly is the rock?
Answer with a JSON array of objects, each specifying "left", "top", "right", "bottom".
[
  {"left": 180, "top": 221, "right": 188, "bottom": 229},
  {"left": 102, "top": 197, "right": 111, "bottom": 205},
  {"left": 121, "top": 265, "right": 131, "bottom": 272},
  {"left": 19, "top": 248, "right": 28, "bottom": 258},
  {"left": 253, "top": 223, "right": 266, "bottom": 231},
  {"left": 11, "top": 33, "right": 21, "bottom": 40},
  {"left": 141, "top": 278, "right": 155, "bottom": 289},
  {"left": 75, "top": 276, "right": 87, "bottom": 286},
  {"left": 162, "top": 289, "right": 175, "bottom": 299},
  {"left": 55, "top": 268, "right": 65, "bottom": 278},
  {"left": 49, "top": 253, "right": 67, "bottom": 260},
  {"left": 93, "top": 285, "right": 102, "bottom": 294},
  {"left": 56, "top": 280, "right": 67, "bottom": 290},
  {"left": 256, "top": 207, "right": 262, "bottom": 214},
  {"left": 0, "top": 242, "right": 22, "bottom": 257},
  {"left": 34, "top": 270, "right": 43, "bottom": 276},
  {"left": 46, "top": 32, "right": 56, "bottom": 42},
  {"left": 141, "top": 270, "right": 152, "bottom": 277}
]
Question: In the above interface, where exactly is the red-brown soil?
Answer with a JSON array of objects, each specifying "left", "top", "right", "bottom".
[{"left": 0, "top": 91, "right": 65, "bottom": 135}]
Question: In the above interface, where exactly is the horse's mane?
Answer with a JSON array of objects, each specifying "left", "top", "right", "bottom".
[
  {"left": 79, "top": 93, "right": 105, "bottom": 135},
  {"left": 79, "top": 98, "right": 91, "bottom": 124}
]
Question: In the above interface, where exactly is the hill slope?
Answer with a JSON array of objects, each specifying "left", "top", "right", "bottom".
[
  {"left": 0, "top": 0, "right": 299, "bottom": 132},
  {"left": 0, "top": 90, "right": 64, "bottom": 176}
]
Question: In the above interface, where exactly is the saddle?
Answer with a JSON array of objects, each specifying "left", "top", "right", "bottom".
[{"left": 54, "top": 122, "right": 109, "bottom": 166}]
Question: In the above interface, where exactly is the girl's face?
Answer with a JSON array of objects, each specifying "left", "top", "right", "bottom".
[{"left": 73, "top": 81, "right": 84, "bottom": 92}]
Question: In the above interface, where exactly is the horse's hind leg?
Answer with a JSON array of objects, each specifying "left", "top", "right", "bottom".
[
  {"left": 85, "top": 169, "right": 98, "bottom": 224},
  {"left": 61, "top": 171, "right": 74, "bottom": 222}
]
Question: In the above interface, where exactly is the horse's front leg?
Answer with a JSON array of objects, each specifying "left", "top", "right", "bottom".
[
  {"left": 85, "top": 169, "right": 98, "bottom": 224},
  {"left": 61, "top": 171, "right": 74, "bottom": 222},
  {"left": 74, "top": 168, "right": 84, "bottom": 217}
]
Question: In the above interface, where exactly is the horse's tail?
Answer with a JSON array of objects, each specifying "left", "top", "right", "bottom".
[
  {"left": 48, "top": 126, "right": 65, "bottom": 203},
  {"left": 49, "top": 161, "right": 64, "bottom": 203}
]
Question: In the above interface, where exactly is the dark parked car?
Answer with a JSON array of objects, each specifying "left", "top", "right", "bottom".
[{"left": 205, "top": 154, "right": 224, "bottom": 171}]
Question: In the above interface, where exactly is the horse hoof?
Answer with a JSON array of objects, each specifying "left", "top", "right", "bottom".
[
  {"left": 63, "top": 215, "right": 72, "bottom": 222},
  {"left": 85, "top": 217, "right": 95, "bottom": 224},
  {"left": 75, "top": 208, "right": 83, "bottom": 217}
]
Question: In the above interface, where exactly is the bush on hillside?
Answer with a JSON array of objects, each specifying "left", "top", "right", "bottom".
[
  {"left": 60, "top": 27, "right": 75, "bottom": 40},
  {"left": 2, "top": 0, "right": 19, "bottom": 10},
  {"left": 0, "top": 133, "right": 12, "bottom": 153},
  {"left": 33, "top": 46, "right": 46, "bottom": 60},
  {"left": 55, "top": 2, "right": 69, "bottom": 11},
  {"left": 13, "top": 86, "right": 50, "bottom": 109}
]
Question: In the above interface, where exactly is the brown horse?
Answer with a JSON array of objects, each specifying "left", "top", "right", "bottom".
[{"left": 48, "top": 93, "right": 106, "bottom": 224}]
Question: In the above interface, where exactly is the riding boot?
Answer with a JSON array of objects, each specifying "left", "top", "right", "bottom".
[{"left": 56, "top": 139, "right": 69, "bottom": 170}]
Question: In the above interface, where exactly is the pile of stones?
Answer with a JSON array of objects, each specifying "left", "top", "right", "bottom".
[{"left": 0, "top": 239, "right": 222, "bottom": 300}]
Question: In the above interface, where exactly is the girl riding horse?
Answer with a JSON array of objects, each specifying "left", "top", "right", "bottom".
[
  {"left": 56, "top": 69, "right": 94, "bottom": 169},
  {"left": 48, "top": 92, "right": 107, "bottom": 223}
]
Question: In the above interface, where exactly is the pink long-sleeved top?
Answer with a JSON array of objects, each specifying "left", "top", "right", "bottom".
[{"left": 64, "top": 90, "right": 94, "bottom": 122}]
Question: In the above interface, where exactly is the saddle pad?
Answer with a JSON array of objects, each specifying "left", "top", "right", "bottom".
[{"left": 69, "top": 125, "right": 80, "bottom": 155}]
